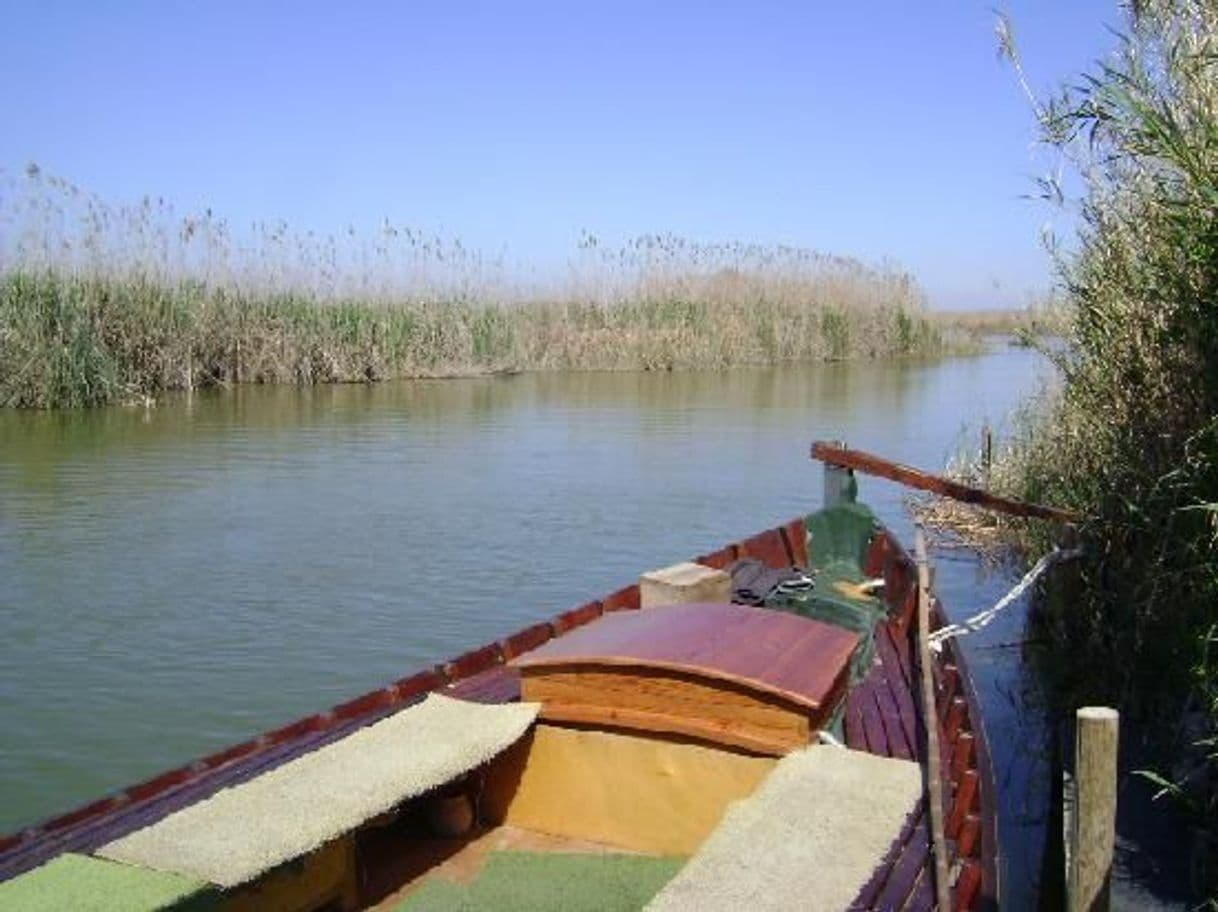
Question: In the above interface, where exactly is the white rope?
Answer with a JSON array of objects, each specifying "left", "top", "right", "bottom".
[
  {"left": 928, "top": 546, "right": 1083, "bottom": 652},
  {"left": 817, "top": 729, "right": 845, "bottom": 748}
]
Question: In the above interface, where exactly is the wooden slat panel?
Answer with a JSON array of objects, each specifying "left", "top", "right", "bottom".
[
  {"left": 947, "top": 769, "right": 980, "bottom": 840},
  {"left": 953, "top": 859, "right": 983, "bottom": 911},
  {"left": 263, "top": 713, "right": 331, "bottom": 747},
  {"left": 601, "top": 584, "right": 640, "bottom": 612},
  {"left": 849, "top": 799, "right": 925, "bottom": 909},
  {"left": 951, "top": 732, "right": 977, "bottom": 783},
  {"left": 389, "top": 669, "right": 447, "bottom": 702},
  {"left": 501, "top": 622, "right": 553, "bottom": 660},
  {"left": 865, "top": 530, "right": 892, "bottom": 578},
  {"left": 957, "top": 813, "right": 981, "bottom": 859},
  {"left": 445, "top": 642, "right": 504, "bottom": 681},
  {"left": 875, "top": 624, "right": 919, "bottom": 759},
  {"left": 331, "top": 688, "right": 397, "bottom": 722},
  {"left": 695, "top": 545, "right": 738, "bottom": 570},
  {"left": 446, "top": 666, "right": 522, "bottom": 704},
  {"left": 858, "top": 682, "right": 891, "bottom": 756},
  {"left": 551, "top": 600, "right": 603, "bottom": 634},
  {"left": 945, "top": 638, "right": 1000, "bottom": 905},
  {"left": 780, "top": 517, "right": 808, "bottom": 567},
  {"left": 900, "top": 868, "right": 935, "bottom": 911},
  {"left": 739, "top": 528, "right": 790, "bottom": 569},
  {"left": 938, "top": 664, "right": 961, "bottom": 718},
  {"left": 41, "top": 796, "right": 128, "bottom": 837},
  {"left": 872, "top": 678, "right": 913, "bottom": 761},
  {"left": 872, "top": 817, "right": 931, "bottom": 910},
  {"left": 845, "top": 684, "right": 869, "bottom": 751},
  {"left": 945, "top": 696, "right": 968, "bottom": 744}
]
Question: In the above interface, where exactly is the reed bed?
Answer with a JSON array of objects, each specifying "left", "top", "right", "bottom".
[
  {"left": 973, "top": 2, "right": 1218, "bottom": 890},
  {"left": 0, "top": 168, "right": 956, "bottom": 408}
]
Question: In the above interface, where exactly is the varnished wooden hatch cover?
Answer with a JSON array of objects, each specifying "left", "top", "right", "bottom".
[{"left": 515, "top": 602, "right": 860, "bottom": 755}]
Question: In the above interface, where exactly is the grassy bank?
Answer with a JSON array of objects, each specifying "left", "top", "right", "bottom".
[
  {"left": 0, "top": 169, "right": 961, "bottom": 408},
  {"left": 977, "top": 1, "right": 1217, "bottom": 889}
]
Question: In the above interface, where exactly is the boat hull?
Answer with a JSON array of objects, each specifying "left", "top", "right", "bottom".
[{"left": 0, "top": 513, "right": 999, "bottom": 910}]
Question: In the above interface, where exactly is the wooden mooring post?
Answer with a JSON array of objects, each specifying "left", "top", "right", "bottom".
[{"left": 1067, "top": 706, "right": 1119, "bottom": 912}]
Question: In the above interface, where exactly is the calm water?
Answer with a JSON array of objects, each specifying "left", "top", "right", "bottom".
[{"left": 1, "top": 349, "right": 1054, "bottom": 899}]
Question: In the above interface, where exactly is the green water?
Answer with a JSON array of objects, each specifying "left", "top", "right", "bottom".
[{"left": 0, "top": 349, "right": 1047, "bottom": 896}]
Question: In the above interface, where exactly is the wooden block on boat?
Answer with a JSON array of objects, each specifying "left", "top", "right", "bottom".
[
  {"left": 515, "top": 602, "right": 859, "bottom": 755},
  {"left": 640, "top": 562, "right": 732, "bottom": 608}
]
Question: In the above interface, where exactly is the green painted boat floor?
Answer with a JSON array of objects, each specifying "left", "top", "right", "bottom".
[
  {"left": 393, "top": 851, "right": 684, "bottom": 912},
  {"left": 0, "top": 853, "right": 216, "bottom": 912}
]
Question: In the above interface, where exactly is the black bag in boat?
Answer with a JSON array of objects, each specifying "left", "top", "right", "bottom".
[{"left": 729, "top": 559, "right": 815, "bottom": 606}]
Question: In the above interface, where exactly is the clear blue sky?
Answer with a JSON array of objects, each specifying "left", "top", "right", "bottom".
[{"left": 0, "top": 1, "right": 1122, "bottom": 308}]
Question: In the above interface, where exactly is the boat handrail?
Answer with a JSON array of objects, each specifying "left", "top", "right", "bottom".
[{"left": 811, "top": 440, "right": 1084, "bottom": 523}]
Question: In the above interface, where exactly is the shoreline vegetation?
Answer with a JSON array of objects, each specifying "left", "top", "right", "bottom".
[
  {"left": 0, "top": 168, "right": 1044, "bottom": 409},
  {"left": 924, "top": 1, "right": 1217, "bottom": 897}
]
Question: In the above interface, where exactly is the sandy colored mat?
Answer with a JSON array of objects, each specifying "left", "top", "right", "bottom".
[
  {"left": 99, "top": 694, "right": 538, "bottom": 888},
  {"left": 647, "top": 745, "right": 922, "bottom": 912}
]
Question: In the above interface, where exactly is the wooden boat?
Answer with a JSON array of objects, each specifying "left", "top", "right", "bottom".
[{"left": 0, "top": 444, "right": 999, "bottom": 911}]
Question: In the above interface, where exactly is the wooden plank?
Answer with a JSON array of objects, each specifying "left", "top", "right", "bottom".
[
  {"left": 695, "top": 544, "right": 738, "bottom": 571},
  {"left": 551, "top": 600, "right": 603, "bottom": 634},
  {"left": 739, "top": 528, "right": 790, "bottom": 569},
  {"left": 780, "top": 517, "right": 808, "bottom": 567},
  {"left": 811, "top": 440, "right": 1083, "bottom": 523},
  {"left": 848, "top": 799, "right": 925, "bottom": 909},
  {"left": 844, "top": 683, "right": 870, "bottom": 752},
  {"left": 875, "top": 624, "right": 919, "bottom": 757},
  {"left": 882, "top": 619, "right": 915, "bottom": 692},
  {"left": 939, "top": 664, "right": 961, "bottom": 718},
  {"left": 857, "top": 681, "right": 891, "bottom": 756},
  {"left": 872, "top": 817, "right": 930, "bottom": 910},
  {"left": 954, "top": 859, "right": 983, "bottom": 911},
  {"left": 523, "top": 666, "right": 812, "bottom": 752},
  {"left": 871, "top": 676, "right": 913, "bottom": 761},
  {"left": 601, "top": 584, "right": 640, "bottom": 612},
  {"left": 446, "top": 666, "right": 522, "bottom": 704},
  {"left": 958, "top": 812, "right": 982, "bottom": 859},
  {"left": 500, "top": 622, "right": 553, "bottom": 660},
  {"left": 914, "top": 529, "right": 952, "bottom": 911},
  {"left": 943, "top": 635, "right": 1000, "bottom": 904},
  {"left": 948, "top": 769, "right": 980, "bottom": 840},
  {"left": 951, "top": 731, "right": 977, "bottom": 783},
  {"left": 945, "top": 695, "right": 968, "bottom": 743},
  {"left": 901, "top": 868, "right": 935, "bottom": 912},
  {"left": 444, "top": 642, "right": 504, "bottom": 681}
]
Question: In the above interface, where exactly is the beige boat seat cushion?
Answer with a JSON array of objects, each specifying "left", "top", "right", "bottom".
[
  {"left": 647, "top": 744, "right": 923, "bottom": 912},
  {"left": 98, "top": 694, "right": 539, "bottom": 888}
]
